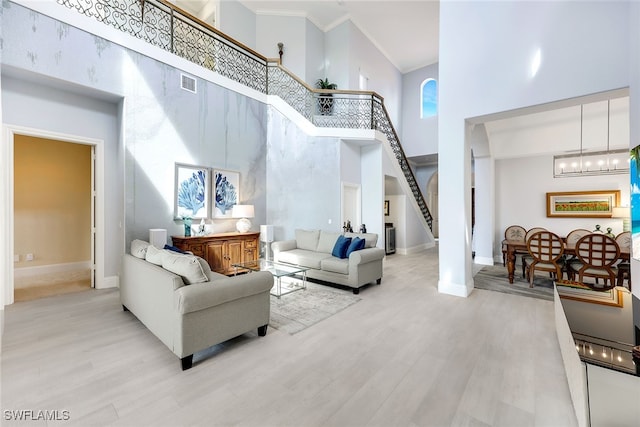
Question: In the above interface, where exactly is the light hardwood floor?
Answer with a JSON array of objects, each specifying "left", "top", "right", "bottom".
[{"left": 1, "top": 247, "right": 578, "bottom": 427}]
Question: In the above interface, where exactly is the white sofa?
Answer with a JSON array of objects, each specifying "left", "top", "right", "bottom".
[
  {"left": 271, "top": 229, "right": 385, "bottom": 294},
  {"left": 120, "top": 242, "right": 273, "bottom": 370}
]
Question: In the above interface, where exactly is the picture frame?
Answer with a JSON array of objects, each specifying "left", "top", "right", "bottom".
[
  {"left": 546, "top": 190, "right": 620, "bottom": 218},
  {"left": 384, "top": 200, "right": 390, "bottom": 216},
  {"left": 213, "top": 169, "right": 240, "bottom": 218},
  {"left": 174, "top": 163, "right": 209, "bottom": 219},
  {"left": 556, "top": 280, "right": 623, "bottom": 307}
]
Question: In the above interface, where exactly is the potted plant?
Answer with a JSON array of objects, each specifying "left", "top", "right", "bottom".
[{"left": 316, "top": 78, "right": 337, "bottom": 115}]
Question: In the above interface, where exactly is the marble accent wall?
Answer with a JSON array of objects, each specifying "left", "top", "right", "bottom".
[
  {"left": 266, "top": 106, "right": 341, "bottom": 241},
  {"left": 123, "top": 55, "right": 268, "bottom": 241}
]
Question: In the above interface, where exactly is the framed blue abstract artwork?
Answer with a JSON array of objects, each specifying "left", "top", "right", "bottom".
[
  {"left": 213, "top": 169, "right": 239, "bottom": 218},
  {"left": 174, "top": 163, "right": 209, "bottom": 219}
]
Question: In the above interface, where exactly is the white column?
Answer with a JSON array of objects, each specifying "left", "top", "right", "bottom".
[
  {"left": 437, "top": 119, "right": 474, "bottom": 297},
  {"left": 472, "top": 156, "right": 495, "bottom": 266}
]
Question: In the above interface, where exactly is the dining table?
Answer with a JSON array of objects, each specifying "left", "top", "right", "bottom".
[{"left": 504, "top": 239, "right": 630, "bottom": 284}]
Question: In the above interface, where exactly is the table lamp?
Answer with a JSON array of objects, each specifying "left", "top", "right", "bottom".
[
  {"left": 612, "top": 206, "right": 631, "bottom": 232},
  {"left": 232, "top": 204, "right": 254, "bottom": 233}
]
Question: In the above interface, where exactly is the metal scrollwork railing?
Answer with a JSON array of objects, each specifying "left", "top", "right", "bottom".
[
  {"left": 55, "top": 0, "right": 433, "bottom": 231},
  {"left": 372, "top": 100, "right": 434, "bottom": 230}
]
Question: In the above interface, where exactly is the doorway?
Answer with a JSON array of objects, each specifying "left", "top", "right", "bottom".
[
  {"left": 3, "top": 125, "right": 103, "bottom": 305},
  {"left": 13, "top": 135, "right": 94, "bottom": 301},
  {"left": 342, "top": 183, "right": 361, "bottom": 232}
]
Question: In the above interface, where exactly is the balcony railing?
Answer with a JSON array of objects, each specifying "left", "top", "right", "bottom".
[{"left": 56, "top": 0, "right": 433, "bottom": 231}]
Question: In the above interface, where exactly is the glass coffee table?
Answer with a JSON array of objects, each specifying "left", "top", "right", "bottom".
[{"left": 232, "top": 259, "right": 309, "bottom": 298}]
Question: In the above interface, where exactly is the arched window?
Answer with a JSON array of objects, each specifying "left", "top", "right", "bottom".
[{"left": 420, "top": 78, "right": 437, "bottom": 118}]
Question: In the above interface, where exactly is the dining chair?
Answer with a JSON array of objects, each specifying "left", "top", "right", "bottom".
[
  {"left": 615, "top": 231, "right": 631, "bottom": 290},
  {"left": 501, "top": 225, "right": 527, "bottom": 266},
  {"left": 521, "top": 227, "right": 547, "bottom": 278},
  {"left": 524, "top": 231, "right": 565, "bottom": 288},
  {"left": 568, "top": 233, "right": 620, "bottom": 291},
  {"left": 563, "top": 229, "right": 592, "bottom": 278}
]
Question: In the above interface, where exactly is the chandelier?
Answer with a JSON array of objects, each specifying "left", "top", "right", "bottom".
[{"left": 553, "top": 101, "right": 630, "bottom": 178}]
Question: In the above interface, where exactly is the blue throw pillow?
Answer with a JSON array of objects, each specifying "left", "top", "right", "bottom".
[
  {"left": 332, "top": 236, "right": 352, "bottom": 259},
  {"left": 164, "top": 244, "right": 187, "bottom": 254},
  {"left": 346, "top": 237, "right": 366, "bottom": 257}
]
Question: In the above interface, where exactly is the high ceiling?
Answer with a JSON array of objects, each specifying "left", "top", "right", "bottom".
[
  {"left": 173, "top": 0, "right": 439, "bottom": 73},
  {"left": 172, "top": 1, "right": 627, "bottom": 162},
  {"left": 239, "top": 0, "right": 439, "bottom": 72}
]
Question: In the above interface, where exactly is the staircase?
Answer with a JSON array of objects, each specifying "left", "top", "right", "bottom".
[{"left": 57, "top": 0, "right": 433, "bottom": 232}]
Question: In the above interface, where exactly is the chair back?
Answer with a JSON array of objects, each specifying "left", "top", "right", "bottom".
[
  {"left": 565, "top": 229, "right": 591, "bottom": 247},
  {"left": 575, "top": 234, "right": 620, "bottom": 268},
  {"left": 525, "top": 227, "right": 546, "bottom": 242},
  {"left": 616, "top": 231, "right": 631, "bottom": 251},
  {"left": 504, "top": 225, "right": 526, "bottom": 242},
  {"left": 527, "top": 231, "right": 564, "bottom": 263}
]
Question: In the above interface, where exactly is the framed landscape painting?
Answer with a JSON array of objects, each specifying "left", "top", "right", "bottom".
[
  {"left": 174, "top": 163, "right": 209, "bottom": 219},
  {"left": 546, "top": 190, "right": 620, "bottom": 218},
  {"left": 213, "top": 169, "right": 239, "bottom": 218}
]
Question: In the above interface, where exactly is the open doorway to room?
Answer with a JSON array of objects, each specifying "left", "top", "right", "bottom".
[{"left": 13, "top": 134, "right": 95, "bottom": 302}]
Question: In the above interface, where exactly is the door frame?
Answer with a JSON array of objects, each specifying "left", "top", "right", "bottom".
[{"left": 2, "top": 125, "right": 104, "bottom": 305}]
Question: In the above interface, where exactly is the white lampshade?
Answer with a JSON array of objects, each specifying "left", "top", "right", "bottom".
[
  {"left": 232, "top": 205, "right": 255, "bottom": 219},
  {"left": 611, "top": 206, "right": 630, "bottom": 218},
  {"left": 612, "top": 206, "right": 631, "bottom": 232},
  {"left": 232, "top": 205, "right": 254, "bottom": 233},
  {"left": 149, "top": 229, "right": 167, "bottom": 248}
]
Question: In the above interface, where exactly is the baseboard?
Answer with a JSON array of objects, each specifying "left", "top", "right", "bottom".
[
  {"left": 98, "top": 275, "right": 119, "bottom": 289},
  {"left": 438, "top": 278, "right": 473, "bottom": 297},
  {"left": 474, "top": 256, "right": 494, "bottom": 266},
  {"left": 14, "top": 261, "right": 91, "bottom": 278},
  {"left": 396, "top": 242, "right": 435, "bottom": 255}
]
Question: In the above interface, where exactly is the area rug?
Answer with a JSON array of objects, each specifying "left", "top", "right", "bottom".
[
  {"left": 269, "top": 282, "right": 361, "bottom": 334},
  {"left": 473, "top": 263, "right": 554, "bottom": 301}
]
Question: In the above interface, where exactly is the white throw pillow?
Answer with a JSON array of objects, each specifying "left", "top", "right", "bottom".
[
  {"left": 145, "top": 245, "right": 165, "bottom": 265},
  {"left": 131, "top": 240, "right": 150, "bottom": 258},
  {"left": 161, "top": 251, "right": 209, "bottom": 285}
]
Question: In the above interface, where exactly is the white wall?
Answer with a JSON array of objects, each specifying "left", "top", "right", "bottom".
[
  {"left": 439, "top": 1, "right": 631, "bottom": 296},
  {"left": 348, "top": 23, "right": 402, "bottom": 128},
  {"left": 401, "top": 63, "right": 439, "bottom": 157},
  {"left": 361, "top": 145, "right": 383, "bottom": 247},
  {"left": 323, "top": 21, "right": 403, "bottom": 127},
  {"left": 256, "top": 14, "right": 306, "bottom": 79},
  {"left": 324, "top": 22, "right": 351, "bottom": 92},
  {"left": 218, "top": 0, "right": 256, "bottom": 49},
  {"left": 305, "top": 20, "right": 325, "bottom": 85}
]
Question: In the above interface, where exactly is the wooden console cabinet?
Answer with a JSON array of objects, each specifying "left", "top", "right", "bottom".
[{"left": 171, "top": 232, "right": 259, "bottom": 276}]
